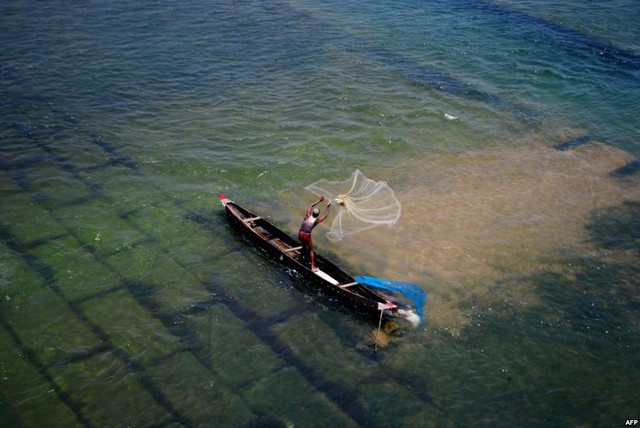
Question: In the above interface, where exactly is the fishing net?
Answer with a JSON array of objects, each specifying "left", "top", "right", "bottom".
[
  {"left": 356, "top": 276, "right": 426, "bottom": 327},
  {"left": 305, "top": 169, "right": 402, "bottom": 241}
]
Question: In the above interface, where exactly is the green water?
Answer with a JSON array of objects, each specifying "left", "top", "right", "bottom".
[{"left": 1, "top": 0, "right": 639, "bottom": 426}]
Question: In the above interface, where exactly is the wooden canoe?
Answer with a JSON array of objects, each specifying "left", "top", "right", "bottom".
[{"left": 219, "top": 194, "right": 397, "bottom": 318}]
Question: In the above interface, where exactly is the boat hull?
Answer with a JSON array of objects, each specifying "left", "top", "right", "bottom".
[{"left": 219, "top": 195, "right": 396, "bottom": 319}]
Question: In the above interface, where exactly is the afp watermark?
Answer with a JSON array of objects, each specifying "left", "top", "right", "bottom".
[{"left": 625, "top": 420, "right": 638, "bottom": 426}]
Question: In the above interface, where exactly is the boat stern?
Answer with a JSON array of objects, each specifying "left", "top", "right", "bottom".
[{"left": 377, "top": 301, "right": 398, "bottom": 312}]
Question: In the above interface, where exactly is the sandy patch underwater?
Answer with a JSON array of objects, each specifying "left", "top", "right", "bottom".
[{"left": 281, "top": 136, "right": 640, "bottom": 332}]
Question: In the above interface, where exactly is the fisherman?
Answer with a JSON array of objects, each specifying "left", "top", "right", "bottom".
[{"left": 298, "top": 195, "right": 331, "bottom": 272}]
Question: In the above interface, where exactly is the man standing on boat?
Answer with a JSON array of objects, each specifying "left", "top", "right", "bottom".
[{"left": 299, "top": 196, "right": 331, "bottom": 272}]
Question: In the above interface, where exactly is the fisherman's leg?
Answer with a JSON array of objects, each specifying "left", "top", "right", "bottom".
[
  {"left": 298, "top": 232, "right": 313, "bottom": 267},
  {"left": 308, "top": 239, "right": 316, "bottom": 271}
]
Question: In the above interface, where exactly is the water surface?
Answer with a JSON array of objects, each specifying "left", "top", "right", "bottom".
[{"left": 1, "top": 0, "right": 639, "bottom": 426}]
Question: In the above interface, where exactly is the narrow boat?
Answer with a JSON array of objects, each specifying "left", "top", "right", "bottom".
[{"left": 219, "top": 194, "right": 398, "bottom": 319}]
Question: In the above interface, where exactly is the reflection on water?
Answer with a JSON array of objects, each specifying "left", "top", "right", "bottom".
[{"left": 290, "top": 138, "right": 640, "bottom": 331}]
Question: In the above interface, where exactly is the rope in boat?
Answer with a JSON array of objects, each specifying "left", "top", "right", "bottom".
[{"left": 375, "top": 309, "right": 383, "bottom": 352}]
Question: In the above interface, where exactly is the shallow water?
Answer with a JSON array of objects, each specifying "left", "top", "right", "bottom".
[
  {"left": 1, "top": 0, "right": 639, "bottom": 426},
  {"left": 316, "top": 141, "right": 640, "bottom": 330}
]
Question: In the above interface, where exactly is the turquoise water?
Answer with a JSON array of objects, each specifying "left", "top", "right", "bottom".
[{"left": 1, "top": 0, "right": 639, "bottom": 426}]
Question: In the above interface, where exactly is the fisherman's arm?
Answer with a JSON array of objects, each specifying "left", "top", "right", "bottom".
[
  {"left": 307, "top": 196, "right": 325, "bottom": 216},
  {"left": 318, "top": 200, "right": 332, "bottom": 223}
]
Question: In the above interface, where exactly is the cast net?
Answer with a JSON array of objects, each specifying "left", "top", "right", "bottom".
[
  {"left": 355, "top": 276, "right": 426, "bottom": 327},
  {"left": 305, "top": 169, "right": 402, "bottom": 240}
]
